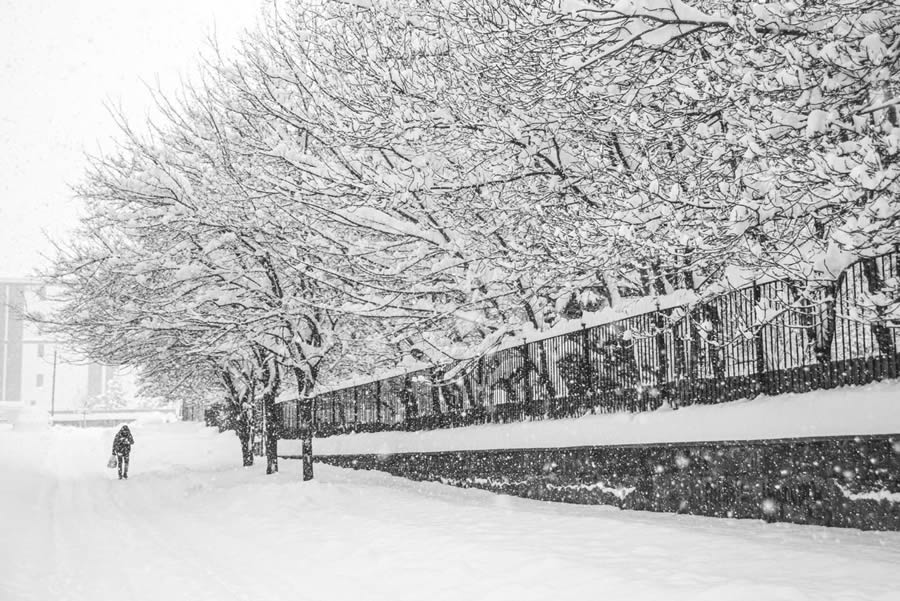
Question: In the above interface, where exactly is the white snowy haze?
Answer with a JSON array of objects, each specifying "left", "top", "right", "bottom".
[{"left": 0, "top": 0, "right": 264, "bottom": 277}]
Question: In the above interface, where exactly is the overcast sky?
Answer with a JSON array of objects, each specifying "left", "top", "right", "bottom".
[{"left": 0, "top": 0, "right": 265, "bottom": 278}]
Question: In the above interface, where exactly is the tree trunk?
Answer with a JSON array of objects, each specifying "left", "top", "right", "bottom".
[
  {"left": 670, "top": 310, "right": 688, "bottom": 408},
  {"left": 752, "top": 283, "right": 769, "bottom": 394},
  {"left": 518, "top": 345, "right": 536, "bottom": 417},
  {"left": 237, "top": 415, "right": 253, "bottom": 467},
  {"left": 682, "top": 246, "right": 696, "bottom": 291},
  {"left": 291, "top": 367, "right": 315, "bottom": 481},
  {"left": 264, "top": 393, "right": 280, "bottom": 474},
  {"left": 861, "top": 257, "right": 896, "bottom": 357},
  {"left": 462, "top": 373, "right": 481, "bottom": 422},
  {"left": 604, "top": 272, "right": 622, "bottom": 309},
  {"left": 535, "top": 343, "right": 557, "bottom": 416},
  {"left": 401, "top": 374, "right": 418, "bottom": 427},
  {"left": 651, "top": 261, "right": 669, "bottom": 296},
  {"left": 253, "top": 348, "right": 281, "bottom": 475},
  {"left": 429, "top": 370, "right": 443, "bottom": 415},
  {"left": 705, "top": 304, "right": 725, "bottom": 381},
  {"left": 638, "top": 265, "right": 653, "bottom": 296},
  {"left": 799, "top": 282, "right": 840, "bottom": 364},
  {"left": 220, "top": 369, "right": 254, "bottom": 467},
  {"left": 814, "top": 289, "right": 838, "bottom": 364},
  {"left": 689, "top": 305, "right": 702, "bottom": 381},
  {"left": 654, "top": 309, "right": 670, "bottom": 409},
  {"left": 299, "top": 399, "right": 314, "bottom": 481}
]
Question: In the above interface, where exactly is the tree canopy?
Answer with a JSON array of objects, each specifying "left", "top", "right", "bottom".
[{"left": 44, "top": 0, "right": 899, "bottom": 472}]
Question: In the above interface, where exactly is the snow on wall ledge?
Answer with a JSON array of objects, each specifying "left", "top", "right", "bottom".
[
  {"left": 280, "top": 381, "right": 900, "bottom": 531},
  {"left": 282, "top": 380, "right": 900, "bottom": 457}
]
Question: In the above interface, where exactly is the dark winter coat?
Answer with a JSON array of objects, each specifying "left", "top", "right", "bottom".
[{"left": 112, "top": 425, "right": 135, "bottom": 455}]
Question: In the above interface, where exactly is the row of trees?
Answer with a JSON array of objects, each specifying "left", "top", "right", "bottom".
[{"left": 45, "top": 0, "right": 899, "bottom": 478}]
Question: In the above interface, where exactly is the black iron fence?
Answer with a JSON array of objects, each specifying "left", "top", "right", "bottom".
[
  {"left": 181, "top": 399, "right": 223, "bottom": 428},
  {"left": 181, "top": 400, "right": 205, "bottom": 422},
  {"left": 281, "top": 251, "right": 900, "bottom": 439}
]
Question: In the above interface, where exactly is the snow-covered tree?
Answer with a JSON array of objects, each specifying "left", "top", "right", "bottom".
[{"left": 46, "top": 0, "right": 899, "bottom": 458}]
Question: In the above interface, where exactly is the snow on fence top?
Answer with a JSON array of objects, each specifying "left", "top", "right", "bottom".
[
  {"left": 311, "top": 248, "right": 899, "bottom": 398},
  {"left": 308, "top": 288, "right": 700, "bottom": 398},
  {"left": 286, "top": 379, "right": 900, "bottom": 455}
]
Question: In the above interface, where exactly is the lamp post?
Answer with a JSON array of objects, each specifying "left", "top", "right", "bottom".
[{"left": 50, "top": 348, "right": 58, "bottom": 423}]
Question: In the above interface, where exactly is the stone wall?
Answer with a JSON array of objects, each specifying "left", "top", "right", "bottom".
[{"left": 314, "top": 434, "right": 900, "bottom": 531}]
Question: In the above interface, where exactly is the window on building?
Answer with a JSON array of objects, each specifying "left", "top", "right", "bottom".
[
  {"left": 36, "top": 374, "right": 45, "bottom": 388},
  {"left": 37, "top": 343, "right": 45, "bottom": 358}
]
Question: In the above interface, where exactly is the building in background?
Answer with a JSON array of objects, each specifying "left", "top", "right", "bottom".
[{"left": 0, "top": 278, "right": 134, "bottom": 418}]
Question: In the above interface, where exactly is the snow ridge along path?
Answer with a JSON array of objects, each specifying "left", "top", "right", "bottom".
[{"left": 2, "top": 422, "right": 899, "bottom": 601}]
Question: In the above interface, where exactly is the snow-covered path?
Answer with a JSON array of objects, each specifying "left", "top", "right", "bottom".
[{"left": 1, "top": 423, "right": 898, "bottom": 601}]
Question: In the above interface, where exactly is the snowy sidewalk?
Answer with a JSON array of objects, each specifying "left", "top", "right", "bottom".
[{"left": 2, "top": 422, "right": 899, "bottom": 601}]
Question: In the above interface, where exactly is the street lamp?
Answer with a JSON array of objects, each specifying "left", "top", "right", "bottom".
[{"left": 50, "top": 349, "right": 58, "bottom": 422}]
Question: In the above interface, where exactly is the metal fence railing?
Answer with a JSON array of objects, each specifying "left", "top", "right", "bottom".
[
  {"left": 181, "top": 400, "right": 206, "bottom": 422},
  {"left": 280, "top": 250, "right": 900, "bottom": 439},
  {"left": 181, "top": 399, "right": 222, "bottom": 428}
]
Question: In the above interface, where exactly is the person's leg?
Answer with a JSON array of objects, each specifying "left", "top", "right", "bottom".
[
  {"left": 123, "top": 450, "right": 130, "bottom": 478},
  {"left": 117, "top": 453, "right": 124, "bottom": 479}
]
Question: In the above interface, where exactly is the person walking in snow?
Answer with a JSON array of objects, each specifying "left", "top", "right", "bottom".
[{"left": 112, "top": 424, "right": 135, "bottom": 480}]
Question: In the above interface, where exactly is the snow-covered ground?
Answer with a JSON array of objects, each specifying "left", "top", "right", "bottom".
[
  {"left": 1, "top": 422, "right": 899, "bottom": 601},
  {"left": 289, "top": 379, "right": 900, "bottom": 456}
]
